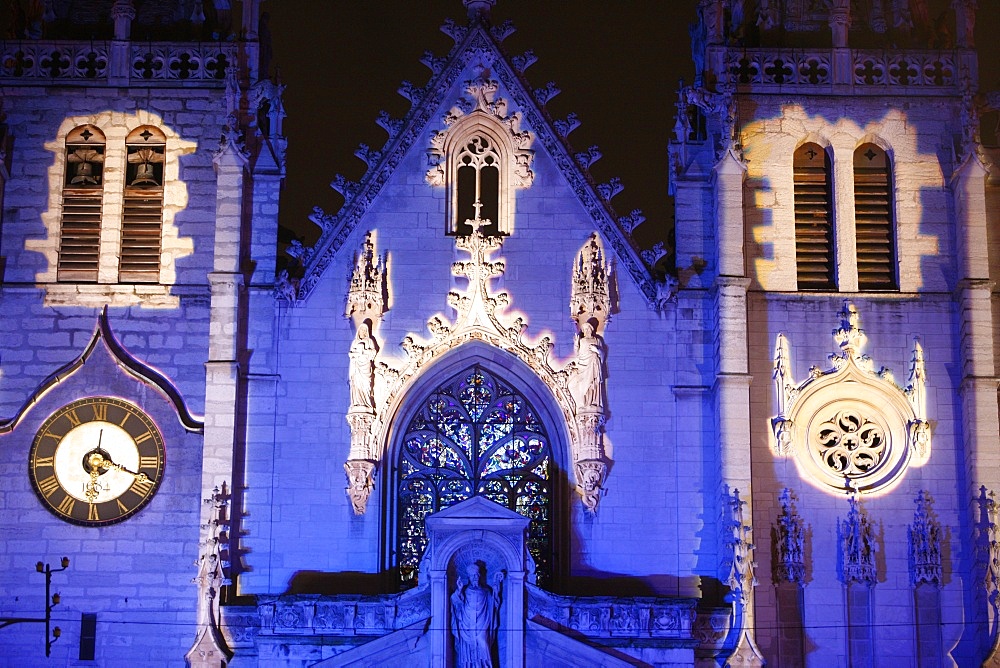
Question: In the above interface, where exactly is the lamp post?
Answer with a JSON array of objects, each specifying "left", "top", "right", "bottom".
[{"left": 0, "top": 557, "right": 70, "bottom": 658}]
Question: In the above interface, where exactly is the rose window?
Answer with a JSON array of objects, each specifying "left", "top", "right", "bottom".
[{"left": 813, "top": 410, "right": 887, "bottom": 477}]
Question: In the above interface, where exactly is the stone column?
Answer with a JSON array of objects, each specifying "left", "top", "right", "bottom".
[
  {"left": 187, "top": 130, "right": 249, "bottom": 668},
  {"left": 109, "top": 0, "right": 134, "bottom": 85},
  {"left": 952, "top": 150, "right": 1000, "bottom": 665},
  {"left": 712, "top": 146, "right": 763, "bottom": 665}
]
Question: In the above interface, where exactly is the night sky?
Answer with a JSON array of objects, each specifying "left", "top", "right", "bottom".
[{"left": 266, "top": 1, "right": 1000, "bottom": 258}]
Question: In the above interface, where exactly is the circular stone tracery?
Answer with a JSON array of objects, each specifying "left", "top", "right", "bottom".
[{"left": 813, "top": 409, "right": 887, "bottom": 477}]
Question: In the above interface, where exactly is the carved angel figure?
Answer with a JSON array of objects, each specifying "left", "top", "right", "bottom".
[{"left": 451, "top": 562, "right": 503, "bottom": 668}]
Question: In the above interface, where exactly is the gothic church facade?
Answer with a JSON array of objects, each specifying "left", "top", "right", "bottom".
[{"left": 1, "top": 0, "right": 999, "bottom": 666}]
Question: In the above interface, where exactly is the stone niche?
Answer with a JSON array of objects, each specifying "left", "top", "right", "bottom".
[{"left": 423, "top": 495, "right": 531, "bottom": 668}]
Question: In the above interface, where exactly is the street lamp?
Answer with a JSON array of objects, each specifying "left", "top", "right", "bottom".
[{"left": 1, "top": 557, "right": 70, "bottom": 657}]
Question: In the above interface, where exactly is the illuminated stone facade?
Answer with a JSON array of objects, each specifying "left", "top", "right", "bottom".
[{"left": 1, "top": 1, "right": 999, "bottom": 666}]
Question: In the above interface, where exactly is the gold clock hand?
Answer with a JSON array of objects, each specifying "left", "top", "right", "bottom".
[{"left": 85, "top": 450, "right": 149, "bottom": 482}]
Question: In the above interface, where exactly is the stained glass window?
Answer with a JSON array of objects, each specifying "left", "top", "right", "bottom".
[{"left": 396, "top": 365, "right": 552, "bottom": 587}]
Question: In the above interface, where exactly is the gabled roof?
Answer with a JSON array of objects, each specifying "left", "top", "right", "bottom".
[{"left": 297, "top": 13, "right": 659, "bottom": 306}]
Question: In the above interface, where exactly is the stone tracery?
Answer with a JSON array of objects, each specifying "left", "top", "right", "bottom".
[
  {"left": 771, "top": 302, "right": 930, "bottom": 493},
  {"left": 341, "top": 221, "right": 618, "bottom": 518}
]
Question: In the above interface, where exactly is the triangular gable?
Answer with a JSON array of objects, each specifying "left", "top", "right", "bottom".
[
  {"left": 297, "top": 14, "right": 658, "bottom": 305},
  {"left": 426, "top": 493, "right": 528, "bottom": 523}
]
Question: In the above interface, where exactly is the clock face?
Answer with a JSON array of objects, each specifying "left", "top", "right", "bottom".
[{"left": 29, "top": 397, "right": 165, "bottom": 526}]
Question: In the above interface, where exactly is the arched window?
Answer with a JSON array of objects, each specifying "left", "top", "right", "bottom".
[
  {"left": 58, "top": 125, "right": 106, "bottom": 282},
  {"left": 395, "top": 365, "right": 553, "bottom": 588},
  {"left": 453, "top": 134, "right": 501, "bottom": 236},
  {"left": 793, "top": 142, "right": 835, "bottom": 290},
  {"left": 121, "top": 126, "right": 166, "bottom": 283},
  {"left": 853, "top": 143, "right": 897, "bottom": 291}
]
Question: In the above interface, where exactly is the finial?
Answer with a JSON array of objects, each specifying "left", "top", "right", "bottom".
[{"left": 464, "top": 0, "right": 495, "bottom": 22}]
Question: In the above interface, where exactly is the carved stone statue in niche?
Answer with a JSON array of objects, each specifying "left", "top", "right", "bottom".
[
  {"left": 451, "top": 562, "right": 503, "bottom": 668},
  {"left": 348, "top": 321, "right": 378, "bottom": 410},
  {"left": 570, "top": 321, "right": 605, "bottom": 413}
]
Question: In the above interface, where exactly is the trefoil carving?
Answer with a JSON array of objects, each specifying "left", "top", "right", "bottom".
[
  {"left": 770, "top": 302, "right": 930, "bottom": 494},
  {"left": 840, "top": 492, "right": 877, "bottom": 586},
  {"left": 908, "top": 490, "right": 942, "bottom": 587},
  {"left": 773, "top": 488, "right": 805, "bottom": 585}
]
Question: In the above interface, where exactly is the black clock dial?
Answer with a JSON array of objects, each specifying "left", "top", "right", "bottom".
[{"left": 29, "top": 397, "right": 165, "bottom": 526}]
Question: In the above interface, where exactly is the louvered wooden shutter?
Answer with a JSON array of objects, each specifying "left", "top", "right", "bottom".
[
  {"left": 120, "top": 127, "right": 165, "bottom": 283},
  {"left": 58, "top": 126, "right": 105, "bottom": 282},
  {"left": 794, "top": 143, "right": 835, "bottom": 290},
  {"left": 854, "top": 144, "right": 897, "bottom": 290}
]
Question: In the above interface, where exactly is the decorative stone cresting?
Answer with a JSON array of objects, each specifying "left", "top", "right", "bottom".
[
  {"left": 719, "top": 486, "right": 764, "bottom": 666},
  {"left": 773, "top": 488, "right": 805, "bottom": 585},
  {"left": 908, "top": 490, "right": 941, "bottom": 587},
  {"left": 840, "top": 493, "right": 877, "bottom": 586},
  {"left": 298, "top": 22, "right": 661, "bottom": 306},
  {"left": 186, "top": 484, "right": 233, "bottom": 667},
  {"left": 771, "top": 302, "right": 929, "bottom": 493},
  {"left": 721, "top": 486, "right": 757, "bottom": 606},
  {"left": 340, "top": 219, "right": 614, "bottom": 515},
  {"left": 975, "top": 486, "right": 1000, "bottom": 665},
  {"left": 344, "top": 231, "right": 387, "bottom": 514}
]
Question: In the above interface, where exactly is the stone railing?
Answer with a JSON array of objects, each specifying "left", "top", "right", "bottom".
[
  {"left": 0, "top": 40, "right": 241, "bottom": 85},
  {"left": 221, "top": 586, "right": 431, "bottom": 652},
  {"left": 726, "top": 48, "right": 961, "bottom": 92},
  {"left": 526, "top": 585, "right": 698, "bottom": 643}
]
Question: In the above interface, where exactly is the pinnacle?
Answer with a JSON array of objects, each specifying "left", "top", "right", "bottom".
[{"left": 463, "top": 0, "right": 495, "bottom": 22}]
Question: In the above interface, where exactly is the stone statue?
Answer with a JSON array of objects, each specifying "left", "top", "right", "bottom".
[
  {"left": 348, "top": 322, "right": 378, "bottom": 410},
  {"left": 571, "top": 322, "right": 605, "bottom": 412},
  {"left": 757, "top": 0, "right": 778, "bottom": 31},
  {"left": 451, "top": 562, "right": 503, "bottom": 667}
]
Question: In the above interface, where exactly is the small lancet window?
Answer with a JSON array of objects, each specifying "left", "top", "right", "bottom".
[
  {"left": 793, "top": 142, "right": 835, "bottom": 290},
  {"left": 121, "top": 126, "right": 166, "bottom": 283},
  {"left": 453, "top": 135, "right": 500, "bottom": 236},
  {"left": 58, "top": 125, "right": 106, "bottom": 282},
  {"left": 853, "top": 143, "right": 897, "bottom": 291}
]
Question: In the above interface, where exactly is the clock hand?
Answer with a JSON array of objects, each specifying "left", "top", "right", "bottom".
[{"left": 85, "top": 450, "right": 150, "bottom": 482}]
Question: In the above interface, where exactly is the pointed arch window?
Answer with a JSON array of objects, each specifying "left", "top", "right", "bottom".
[
  {"left": 853, "top": 143, "right": 897, "bottom": 291},
  {"left": 395, "top": 365, "right": 553, "bottom": 588},
  {"left": 58, "top": 125, "right": 106, "bottom": 282},
  {"left": 453, "top": 135, "right": 501, "bottom": 236},
  {"left": 120, "top": 126, "right": 166, "bottom": 283},
  {"left": 793, "top": 142, "right": 835, "bottom": 290}
]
